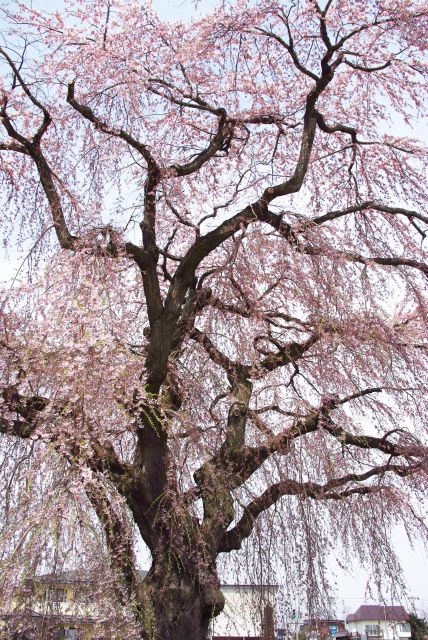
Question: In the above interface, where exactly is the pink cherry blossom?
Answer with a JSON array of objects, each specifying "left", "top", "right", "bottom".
[{"left": 0, "top": 1, "right": 427, "bottom": 638}]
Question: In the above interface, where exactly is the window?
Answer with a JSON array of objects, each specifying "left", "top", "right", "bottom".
[
  {"left": 366, "top": 626, "right": 383, "bottom": 637},
  {"left": 47, "top": 587, "right": 66, "bottom": 603},
  {"left": 76, "top": 589, "right": 94, "bottom": 603},
  {"left": 56, "top": 629, "right": 79, "bottom": 640}
]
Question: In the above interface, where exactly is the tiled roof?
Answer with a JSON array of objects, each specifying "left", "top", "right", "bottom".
[{"left": 346, "top": 605, "right": 409, "bottom": 623}]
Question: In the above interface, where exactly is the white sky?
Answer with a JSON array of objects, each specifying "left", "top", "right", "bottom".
[
  {"left": 332, "top": 531, "right": 428, "bottom": 617},
  {"left": 2, "top": 0, "right": 428, "bottom": 619}
]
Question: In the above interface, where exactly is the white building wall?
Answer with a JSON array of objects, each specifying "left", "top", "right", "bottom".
[
  {"left": 210, "top": 585, "right": 277, "bottom": 638},
  {"left": 346, "top": 619, "right": 411, "bottom": 640}
]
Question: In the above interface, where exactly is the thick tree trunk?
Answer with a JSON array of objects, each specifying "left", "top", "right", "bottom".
[
  {"left": 138, "top": 563, "right": 225, "bottom": 640},
  {"left": 148, "top": 589, "right": 212, "bottom": 640},
  {"left": 128, "top": 466, "right": 227, "bottom": 640}
]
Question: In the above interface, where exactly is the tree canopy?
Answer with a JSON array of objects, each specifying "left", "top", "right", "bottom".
[
  {"left": 0, "top": 1, "right": 427, "bottom": 638},
  {"left": 410, "top": 613, "right": 428, "bottom": 640}
]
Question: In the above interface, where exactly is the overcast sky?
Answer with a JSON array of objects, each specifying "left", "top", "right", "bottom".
[{"left": 2, "top": 0, "right": 428, "bottom": 618}]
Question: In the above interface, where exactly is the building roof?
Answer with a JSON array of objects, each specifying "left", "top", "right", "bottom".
[
  {"left": 37, "top": 570, "right": 91, "bottom": 584},
  {"left": 35, "top": 569, "right": 276, "bottom": 591},
  {"left": 346, "top": 606, "right": 409, "bottom": 623},
  {"left": 301, "top": 619, "right": 346, "bottom": 629},
  {"left": 36, "top": 568, "right": 148, "bottom": 584},
  {"left": 2, "top": 608, "right": 96, "bottom": 624},
  {"left": 220, "top": 584, "right": 279, "bottom": 591}
]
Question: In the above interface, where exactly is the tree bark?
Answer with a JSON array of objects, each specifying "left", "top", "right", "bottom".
[{"left": 139, "top": 560, "right": 225, "bottom": 640}]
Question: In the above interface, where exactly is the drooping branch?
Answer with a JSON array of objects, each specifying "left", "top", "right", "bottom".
[
  {"left": 323, "top": 421, "right": 426, "bottom": 459},
  {"left": 0, "top": 46, "right": 52, "bottom": 144},
  {"left": 315, "top": 110, "right": 358, "bottom": 142},
  {"left": 160, "top": 42, "right": 341, "bottom": 328},
  {"left": 255, "top": 26, "right": 319, "bottom": 82},
  {"left": 190, "top": 325, "right": 322, "bottom": 380},
  {"left": 305, "top": 246, "right": 428, "bottom": 279},
  {"left": 0, "top": 141, "right": 28, "bottom": 154},
  {"left": 147, "top": 75, "right": 224, "bottom": 115},
  {"left": 68, "top": 81, "right": 163, "bottom": 323},
  {"left": 171, "top": 110, "right": 235, "bottom": 178},
  {"left": 84, "top": 478, "right": 139, "bottom": 599},
  {"left": 310, "top": 201, "right": 428, "bottom": 227},
  {"left": 192, "top": 405, "right": 323, "bottom": 509},
  {"left": 66, "top": 81, "right": 157, "bottom": 167},
  {"left": 165, "top": 194, "right": 427, "bottom": 324},
  {"left": 0, "top": 50, "right": 78, "bottom": 250},
  {"left": 193, "top": 387, "right": 411, "bottom": 544},
  {"left": 205, "top": 295, "right": 308, "bottom": 328},
  {"left": 218, "top": 461, "right": 420, "bottom": 552},
  {"left": 30, "top": 149, "right": 78, "bottom": 250},
  {"left": 344, "top": 59, "right": 392, "bottom": 72},
  {"left": 336, "top": 387, "right": 383, "bottom": 405},
  {"left": 189, "top": 327, "right": 241, "bottom": 377},
  {"left": 0, "top": 383, "right": 152, "bottom": 561},
  {"left": 249, "top": 331, "right": 321, "bottom": 377},
  {"left": 0, "top": 78, "right": 150, "bottom": 265},
  {"left": 0, "top": 387, "right": 132, "bottom": 489}
]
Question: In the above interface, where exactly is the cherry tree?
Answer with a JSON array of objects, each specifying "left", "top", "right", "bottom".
[{"left": 0, "top": 0, "right": 427, "bottom": 638}]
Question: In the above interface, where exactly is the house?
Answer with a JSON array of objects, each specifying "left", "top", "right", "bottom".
[
  {"left": 0, "top": 569, "right": 107, "bottom": 639},
  {"left": 1, "top": 571, "right": 278, "bottom": 640},
  {"left": 345, "top": 605, "right": 411, "bottom": 640}
]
